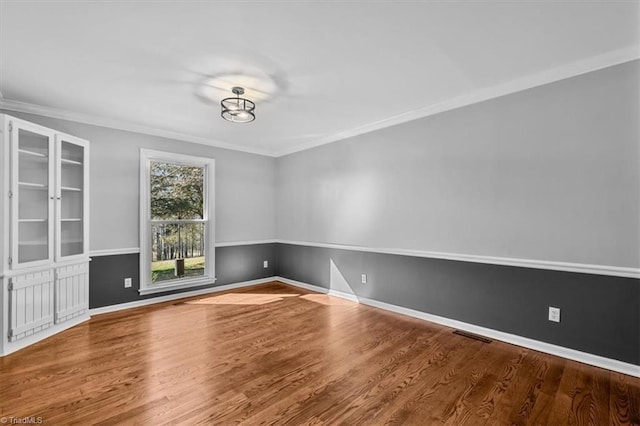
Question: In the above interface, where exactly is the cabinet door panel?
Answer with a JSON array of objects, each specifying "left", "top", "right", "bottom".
[
  {"left": 11, "top": 121, "right": 55, "bottom": 268},
  {"left": 55, "top": 135, "right": 88, "bottom": 261},
  {"left": 8, "top": 270, "right": 55, "bottom": 341},
  {"left": 55, "top": 262, "right": 88, "bottom": 324}
]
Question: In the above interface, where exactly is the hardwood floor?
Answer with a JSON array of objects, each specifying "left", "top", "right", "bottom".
[{"left": 1, "top": 281, "right": 639, "bottom": 425}]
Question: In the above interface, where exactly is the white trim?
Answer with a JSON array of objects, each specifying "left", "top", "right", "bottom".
[
  {"left": 1, "top": 258, "right": 90, "bottom": 278},
  {"left": 88, "top": 240, "right": 278, "bottom": 257},
  {"left": 90, "top": 247, "right": 141, "bottom": 257},
  {"left": 276, "top": 276, "right": 359, "bottom": 302},
  {"left": 89, "top": 277, "right": 276, "bottom": 315},
  {"left": 1, "top": 314, "right": 90, "bottom": 357},
  {"left": 2, "top": 50, "right": 637, "bottom": 159},
  {"left": 0, "top": 97, "right": 277, "bottom": 157},
  {"left": 139, "top": 149, "right": 216, "bottom": 294},
  {"left": 138, "top": 276, "right": 218, "bottom": 296},
  {"left": 277, "top": 240, "right": 640, "bottom": 279},
  {"left": 215, "top": 239, "right": 277, "bottom": 247},
  {"left": 275, "top": 48, "right": 640, "bottom": 156},
  {"left": 276, "top": 277, "right": 640, "bottom": 378},
  {"left": 358, "top": 296, "right": 640, "bottom": 379},
  {"left": 86, "top": 240, "right": 640, "bottom": 278}
]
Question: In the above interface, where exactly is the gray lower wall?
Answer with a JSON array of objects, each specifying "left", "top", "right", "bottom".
[
  {"left": 89, "top": 243, "right": 277, "bottom": 308},
  {"left": 89, "top": 241, "right": 639, "bottom": 366},
  {"left": 278, "top": 243, "right": 640, "bottom": 366}
]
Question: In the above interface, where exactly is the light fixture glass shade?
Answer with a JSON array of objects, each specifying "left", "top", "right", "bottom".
[{"left": 221, "top": 87, "right": 255, "bottom": 123}]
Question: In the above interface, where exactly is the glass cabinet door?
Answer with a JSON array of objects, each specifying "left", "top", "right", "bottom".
[
  {"left": 10, "top": 121, "right": 55, "bottom": 267},
  {"left": 55, "top": 135, "right": 88, "bottom": 260}
]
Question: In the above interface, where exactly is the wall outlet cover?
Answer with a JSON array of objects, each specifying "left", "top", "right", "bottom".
[
  {"left": 548, "top": 306, "right": 561, "bottom": 323},
  {"left": 361, "top": 274, "right": 367, "bottom": 284},
  {"left": 124, "top": 277, "right": 132, "bottom": 288},
  {"left": 263, "top": 260, "right": 269, "bottom": 268}
]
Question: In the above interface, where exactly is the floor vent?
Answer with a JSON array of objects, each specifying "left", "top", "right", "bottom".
[{"left": 453, "top": 330, "right": 492, "bottom": 343}]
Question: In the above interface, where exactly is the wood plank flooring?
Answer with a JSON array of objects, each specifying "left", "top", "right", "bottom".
[{"left": 1, "top": 281, "right": 639, "bottom": 425}]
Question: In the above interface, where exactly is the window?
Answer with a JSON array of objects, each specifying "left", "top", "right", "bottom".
[{"left": 139, "top": 149, "right": 215, "bottom": 295}]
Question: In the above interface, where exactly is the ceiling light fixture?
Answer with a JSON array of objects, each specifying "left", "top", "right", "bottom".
[{"left": 221, "top": 86, "right": 255, "bottom": 123}]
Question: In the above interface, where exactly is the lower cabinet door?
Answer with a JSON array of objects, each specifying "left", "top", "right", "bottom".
[
  {"left": 8, "top": 269, "right": 55, "bottom": 342},
  {"left": 55, "top": 262, "right": 89, "bottom": 324}
]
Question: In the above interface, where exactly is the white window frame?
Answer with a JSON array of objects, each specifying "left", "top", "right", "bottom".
[{"left": 139, "top": 149, "right": 215, "bottom": 295}]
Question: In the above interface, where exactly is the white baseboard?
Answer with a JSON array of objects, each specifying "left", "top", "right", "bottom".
[
  {"left": 276, "top": 277, "right": 360, "bottom": 302},
  {"left": 86, "top": 275, "right": 640, "bottom": 377},
  {"left": 276, "top": 276, "right": 640, "bottom": 378},
  {"left": 2, "top": 314, "right": 91, "bottom": 357},
  {"left": 89, "top": 277, "right": 277, "bottom": 315}
]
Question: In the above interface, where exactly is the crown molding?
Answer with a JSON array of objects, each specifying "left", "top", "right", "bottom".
[
  {"left": 275, "top": 46, "right": 640, "bottom": 157},
  {"left": 1, "top": 46, "right": 637, "bottom": 158},
  {"left": 0, "top": 97, "right": 278, "bottom": 157}
]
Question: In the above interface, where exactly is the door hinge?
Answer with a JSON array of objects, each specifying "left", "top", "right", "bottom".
[
  {"left": 8, "top": 277, "right": 13, "bottom": 291},
  {"left": 8, "top": 190, "right": 12, "bottom": 199},
  {"left": 8, "top": 257, "right": 12, "bottom": 266},
  {"left": 8, "top": 122, "right": 13, "bottom": 132},
  {"left": 7, "top": 329, "right": 13, "bottom": 340}
]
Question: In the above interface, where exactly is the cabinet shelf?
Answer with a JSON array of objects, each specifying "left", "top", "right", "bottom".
[
  {"left": 18, "top": 218, "right": 47, "bottom": 223},
  {"left": 61, "top": 218, "right": 82, "bottom": 222},
  {"left": 18, "top": 181, "right": 47, "bottom": 189},
  {"left": 61, "top": 158, "right": 83, "bottom": 166},
  {"left": 61, "top": 186, "right": 82, "bottom": 192},
  {"left": 18, "top": 241, "right": 47, "bottom": 247},
  {"left": 18, "top": 148, "right": 47, "bottom": 159}
]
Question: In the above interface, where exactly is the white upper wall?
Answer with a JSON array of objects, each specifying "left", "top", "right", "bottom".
[
  {"left": 276, "top": 61, "right": 640, "bottom": 268},
  {"left": 0, "top": 111, "right": 277, "bottom": 252},
  {"left": 2, "top": 61, "right": 637, "bottom": 267}
]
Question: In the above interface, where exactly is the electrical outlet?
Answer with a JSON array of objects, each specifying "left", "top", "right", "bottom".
[
  {"left": 263, "top": 260, "right": 269, "bottom": 268},
  {"left": 361, "top": 273, "right": 367, "bottom": 284},
  {"left": 548, "top": 306, "right": 561, "bottom": 323},
  {"left": 124, "top": 277, "right": 132, "bottom": 288}
]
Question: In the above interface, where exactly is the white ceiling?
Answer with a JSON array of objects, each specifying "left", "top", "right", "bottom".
[{"left": 0, "top": 1, "right": 638, "bottom": 156}]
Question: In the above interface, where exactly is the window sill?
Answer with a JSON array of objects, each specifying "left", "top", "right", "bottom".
[{"left": 139, "top": 276, "right": 217, "bottom": 296}]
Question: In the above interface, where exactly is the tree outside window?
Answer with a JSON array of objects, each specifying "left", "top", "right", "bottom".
[
  {"left": 150, "top": 161, "right": 206, "bottom": 283},
  {"left": 139, "top": 149, "right": 215, "bottom": 295}
]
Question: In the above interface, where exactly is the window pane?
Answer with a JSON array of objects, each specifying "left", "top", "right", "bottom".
[
  {"left": 151, "top": 223, "right": 205, "bottom": 283},
  {"left": 150, "top": 161, "right": 204, "bottom": 220}
]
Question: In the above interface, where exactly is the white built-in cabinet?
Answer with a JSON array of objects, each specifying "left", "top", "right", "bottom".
[{"left": 0, "top": 114, "right": 90, "bottom": 356}]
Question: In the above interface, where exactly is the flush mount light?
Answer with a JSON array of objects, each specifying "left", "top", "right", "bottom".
[{"left": 221, "top": 86, "right": 255, "bottom": 123}]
